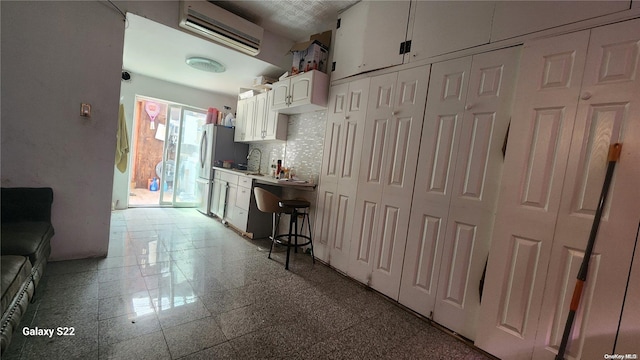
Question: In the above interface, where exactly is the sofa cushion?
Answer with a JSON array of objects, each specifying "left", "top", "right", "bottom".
[
  {"left": 1, "top": 222, "right": 54, "bottom": 266},
  {"left": 1, "top": 256, "right": 32, "bottom": 317}
]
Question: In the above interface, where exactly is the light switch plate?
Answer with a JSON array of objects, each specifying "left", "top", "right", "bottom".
[{"left": 80, "top": 103, "right": 91, "bottom": 117}]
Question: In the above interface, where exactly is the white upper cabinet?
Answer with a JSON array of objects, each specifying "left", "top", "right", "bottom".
[
  {"left": 263, "top": 92, "right": 288, "bottom": 141},
  {"left": 331, "top": 1, "right": 632, "bottom": 78},
  {"left": 234, "top": 96, "right": 254, "bottom": 142},
  {"left": 252, "top": 92, "right": 269, "bottom": 140},
  {"left": 332, "top": 1, "right": 411, "bottom": 80},
  {"left": 407, "top": 1, "right": 495, "bottom": 62},
  {"left": 238, "top": 92, "right": 288, "bottom": 143},
  {"left": 270, "top": 70, "right": 329, "bottom": 114},
  {"left": 491, "top": 1, "right": 631, "bottom": 42}
]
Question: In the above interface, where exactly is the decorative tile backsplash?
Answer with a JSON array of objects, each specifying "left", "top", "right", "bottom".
[{"left": 247, "top": 111, "right": 327, "bottom": 182}]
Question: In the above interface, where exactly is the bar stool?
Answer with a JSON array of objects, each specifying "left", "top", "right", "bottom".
[
  {"left": 253, "top": 187, "right": 291, "bottom": 245},
  {"left": 253, "top": 187, "right": 314, "bottom": 270},
  {"left": 275, "top": 199, "right": 315, "bottom": 270}
]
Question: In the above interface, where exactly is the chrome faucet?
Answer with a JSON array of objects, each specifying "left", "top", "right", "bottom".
[{"left": 247, "top": 148, "right": 262, "bottom": 174}]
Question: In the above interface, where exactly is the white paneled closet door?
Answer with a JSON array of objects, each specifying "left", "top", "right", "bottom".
[
  {"left": 475, "top": 30, "right": 591, "bottom": 360},
  {"left": 315, "top": 182, "right": 338, "bottom": 263},
  {"left": 349, "top": 72, "right": 397, "bottom": 285},
  {"left": 398, "top": 56, "right": 472, "bottom": 318},
  {"left": 433, "top": 46, "right": 521, "bottom": 340},
  {"left": 349, "top": 66, "right": 430, "bottom": 299},
  {"left": 331, "top": 78, "right": 370, "bottom": 272},
  {"left": 398, "top": 46, "right": 521, "bottom": 341},
  {"left": 315, "top": 79, "right": 370, "bottom": 273},
  {"left": 532, "top": 19, "right": 640, "bottom": 360},
  {"left": 315, "top": 83, "right": 349, "bottom": 263}
]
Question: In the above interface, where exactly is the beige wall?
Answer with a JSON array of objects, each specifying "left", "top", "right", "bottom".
[{"left": 1, "top": 1, "right": 125, "bottom": 260}]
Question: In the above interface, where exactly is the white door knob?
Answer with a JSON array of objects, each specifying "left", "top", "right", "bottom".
[
  {"left": 581, "top": 92, "right": 592, "bottom": 100},
  {"left": 392, "top": 111, "right": 399, "bottom": 116},
  {"left": 465, "top": 104, "right": 474, "bottom": 111}
]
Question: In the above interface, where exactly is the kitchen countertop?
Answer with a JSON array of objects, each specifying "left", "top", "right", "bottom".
[{"left": 213, "top": 167, "right": 317, "bottom": 189}]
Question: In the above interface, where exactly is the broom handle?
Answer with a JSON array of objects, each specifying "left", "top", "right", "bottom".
[{"left": 555, "top": 143, "right": 622, "bottom": 360}]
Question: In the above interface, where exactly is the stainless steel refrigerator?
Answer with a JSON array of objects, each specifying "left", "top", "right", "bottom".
[{"left": 195, "top": 124, "right": 248, "bottom": 215}]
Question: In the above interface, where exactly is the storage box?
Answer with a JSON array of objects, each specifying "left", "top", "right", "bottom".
[
  {"left": 290, "top": 30, "right": 331, "bottom": 75},
  {"left": 252, "top": 75, "right": 276, "bottom": 87},
  {"left": 238, "top": 89, "right": 257, "bottom": 100}
]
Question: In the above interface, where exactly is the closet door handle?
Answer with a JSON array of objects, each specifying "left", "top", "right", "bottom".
[
  {"left": 465, "top": 104, "right": 474, "bottom": 111},
  {"left": 581, "top": 92, "right": 592, "bottom": 100}
]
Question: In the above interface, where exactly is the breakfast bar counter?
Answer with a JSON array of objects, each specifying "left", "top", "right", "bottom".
[
  {"left": 213, "top": 167, "right": 317, "bottom": 190},
  {"left": 210, "top": 167, "right": 317, "bottom": 239}
]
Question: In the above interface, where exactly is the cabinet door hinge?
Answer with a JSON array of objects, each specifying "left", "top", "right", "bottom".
[
  {"left": 399, "top": 40, "right": 412, "bottom": 55},
  {"left": 337, "top": 18, "right": 341, "bottom": 29},
  {"left": 332, "top": 62, "right": 336, "bottom": 72}
]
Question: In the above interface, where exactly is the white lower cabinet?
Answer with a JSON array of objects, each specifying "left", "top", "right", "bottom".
[
  {"left": 347, "top": 65, "right": 430, "bottom": 300},
  {"left": 224, "top": 181, "right": 237, "bottom": 224},
  {"left": 397, "top": 46, "right": 521, "bottom": 341},
  {"left": 211, "top": 171, "right": 238, "bottom": 219},
  {"left": 229, "top": 180, "right": 251, "bottom": 231},
  {"left": 211, "top": 169, "right": 273, "bottom": 238},
  {"left": 210, "top": 177, "right": 226, "bottom": 218},
  {"left": 476, "top": 18, "right": 640, "bottom": 359}
]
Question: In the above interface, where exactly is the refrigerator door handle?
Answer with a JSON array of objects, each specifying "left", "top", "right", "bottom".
[{"left": 200, "top": 130, "right": 207, "bottom": 169}]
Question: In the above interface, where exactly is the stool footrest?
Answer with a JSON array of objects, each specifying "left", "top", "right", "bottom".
[{"left": 273, "top": 234, "right": 312, "bottom": 247}]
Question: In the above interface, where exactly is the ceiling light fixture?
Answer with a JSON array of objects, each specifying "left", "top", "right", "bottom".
[{"left": 185, "top": 57, "right": 226, "bottom": 73}]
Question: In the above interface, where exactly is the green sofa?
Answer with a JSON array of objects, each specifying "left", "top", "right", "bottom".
[{"left": 1, "top": 187, "right": 54, "bottom": 354}]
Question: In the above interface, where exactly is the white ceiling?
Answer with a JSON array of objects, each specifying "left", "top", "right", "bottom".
[
  {"left": 122, "top": 1, "right": 357, "bottom": 97},
  {"left": 122, "top": 13, "right": 283, "bottom": 97},
  {"left": 211, "top": 0, "right": 358, "bottom": 42}
]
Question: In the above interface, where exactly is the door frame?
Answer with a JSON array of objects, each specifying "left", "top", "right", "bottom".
[{"left": 128, "top": 95, "right": 206, "bottom": 208}]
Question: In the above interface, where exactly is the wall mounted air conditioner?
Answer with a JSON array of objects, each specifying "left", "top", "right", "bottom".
[{"left": 179, "top": 1, "right": 263, "bottom": 56}]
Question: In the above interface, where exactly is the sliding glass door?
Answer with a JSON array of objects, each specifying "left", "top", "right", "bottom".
[
  {"left": 158, "top": 106, "right": 181, "bottom": 206},
  {"left": 158, "top": 106, "right": 207, "bottom": 207}
]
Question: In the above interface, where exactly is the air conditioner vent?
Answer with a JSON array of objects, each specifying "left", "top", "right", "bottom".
[{"left": 179, "top": 1, "right": 263, "bottom": 56}]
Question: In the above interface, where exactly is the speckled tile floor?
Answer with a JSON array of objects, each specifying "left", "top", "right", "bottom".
[{"left": 4, "top": 208, "right": 494, "bottom": 359}]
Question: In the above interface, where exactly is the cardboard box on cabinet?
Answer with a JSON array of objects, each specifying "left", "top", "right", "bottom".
[{"left": 290, "top": 30, "right": 331, "bottom": 75}]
